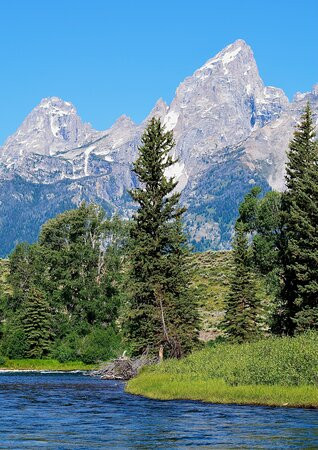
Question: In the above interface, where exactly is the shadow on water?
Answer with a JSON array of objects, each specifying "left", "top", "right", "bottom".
[{"left": 0, "top": 372, "right": 317, "bottom": 448}]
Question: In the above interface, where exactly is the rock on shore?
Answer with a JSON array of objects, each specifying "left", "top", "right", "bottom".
[{"left": 90, "top": 355, "right": 157, "bottom": 380}]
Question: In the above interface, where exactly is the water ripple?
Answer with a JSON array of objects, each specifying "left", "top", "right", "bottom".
[{"left": 0, "top": 373, "right": 317, "bottom": 448}]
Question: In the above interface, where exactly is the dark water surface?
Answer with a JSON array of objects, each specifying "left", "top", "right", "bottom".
[{"left": 0, "top": 373, "right": 317, "bottom": 448}]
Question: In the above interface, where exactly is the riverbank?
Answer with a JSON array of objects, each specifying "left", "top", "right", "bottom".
[
  {"left": 0, "top": 359, "right": 95, "bottom": 371},
  {"left": 127, "top": 373, "right": 318, "bottom": 408},
  {"left": 126, "top": 332, "right": 318, "bottom": 408}
]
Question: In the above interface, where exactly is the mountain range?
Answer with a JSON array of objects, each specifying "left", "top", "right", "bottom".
[{"left": 0, "top": 39, "right": 317, "bottom": 256}]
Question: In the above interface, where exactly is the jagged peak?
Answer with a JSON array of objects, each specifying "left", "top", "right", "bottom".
[
  {"left": 112, "top": 114, "right": 136, "bottom": 128},
  {"left": 218, "top": 38, "right": 251, "bottom": 55},
  {"left": 293, "top": 91, "right": 308, "bottom": 102},
  {"left": 36, "top": 96, "right": 77, "bottom": 113},
  {"left": 293, "top": 84, "right": 318, "bottom": 103},
  {"left": 143, "top": 98, "right": 169, "bottom": 124},
  {"left": 0, "top": 96, "right": 92, "bottom": 160},
  {"left": 200, "top": 39, "right": 254, "bottom": 72},
  {"left": 153, "top": 98, "right": 169, "bottom": 110}
]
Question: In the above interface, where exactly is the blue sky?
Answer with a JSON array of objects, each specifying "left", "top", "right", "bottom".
[{"left": 0, "top": 0, "right": 317, "bottom": 144}]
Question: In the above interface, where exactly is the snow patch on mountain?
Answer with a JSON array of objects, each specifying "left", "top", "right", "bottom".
[
  {"left": 0, "top": 39, "right": 316, "bottom": 254},
  {"left": 164, "top": 110, "right": 179, "bottom": 131}
]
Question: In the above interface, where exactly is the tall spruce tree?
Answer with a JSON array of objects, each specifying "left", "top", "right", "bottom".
[
  {"left": 22, "top": 287, "right": 52, "bottom": 358},
  {"left": 281, "top": 103, "right": 318, "bottom": 332},
  {"left": 223, "top": 222, "right": 262, "bottom": 342},
  {"left": 126, "top": 117, "right": 198, "bottom": 358}
]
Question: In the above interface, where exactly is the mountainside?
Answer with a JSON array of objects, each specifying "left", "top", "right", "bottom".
[{"left": 0, "top": 39, "right": 317, "bottom": 256}]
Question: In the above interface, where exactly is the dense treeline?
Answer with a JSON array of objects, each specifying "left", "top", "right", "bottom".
[
  {"left": 223, "top": 103, "right": 318, "bottom": 340},
  {"left": 0, "top": 203, "right": 128, "bottom": 362}
]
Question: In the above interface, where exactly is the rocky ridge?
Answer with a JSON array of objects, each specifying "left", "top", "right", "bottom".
[{"left": 0, "top": 39, "right": 317, "bottom": 255}]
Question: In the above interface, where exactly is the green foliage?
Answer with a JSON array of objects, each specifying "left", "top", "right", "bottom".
[
  {"left": 0, "top": 260, "right": 12, "bottom": 297},
  {"left": 237, "top": 106, "right": 318, "bottom": 336},
  {"left": 0, "top": 203, "right": 127, "bottom": 361},
  {"left": 54, "top": 343, "right": 78, "bottom": 363},
  {"left": 79, "top": 326, "right": 123, "bottom": 364},
  {"left": 188, "top": 251, "right": 273, "bottom": 339},
  {"left": 38, "top": 204, "right": 127, "bottom": 328},
  {"left": 238, "top": 186, "right": 262, "bottom": 231},
  {"left": 140, "top": 332, "right": 318, "bottom": 387},
  {"left": 188, "top": 251, "right": 233, "bottom": 336},
  {"left": 281, "top": 103, "right": 318, "bottom": 333},
  {"left": 8, "top": 243, "right": 43, "bottom": 311},
  {"left": 223, "top": 222, "right": 263, "bottom": 342},
  {"left": 22, "top": 287, "right": 52, "bottom": 358},
  {"left": 126, "top": 118, "right": 199, "bottom": 358},
  {"left": 1, "top": 321, "right": 27, "bottom": 358},
  {"left": 127, "top": 332, "right": 318, "bottom": 407},
  {"left": 238, "top": 188, "right": 283, "bottom": 331},
  {"left": 294, "top": 307, "right": 318, "bottom": 333},
  {"left": 239, "top": 188, "right": 283, "bottom": 277},
  {"left": 52, "top": 332, "right": 80, "bottom": 362}
]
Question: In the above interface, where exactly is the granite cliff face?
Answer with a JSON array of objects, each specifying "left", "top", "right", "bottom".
[{"left": 0, "top": 39, "right": 317, "bottom": 255}]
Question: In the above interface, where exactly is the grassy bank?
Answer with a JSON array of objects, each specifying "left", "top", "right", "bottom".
[
  {"left": 127, "top": 374, "right": 318, "bottom": 408},
  {"left": 126, "top": 332, "right": 318, "bottom": 408},
  {"left": 0, "top": 359, "right": 95, "bottom": 371}
]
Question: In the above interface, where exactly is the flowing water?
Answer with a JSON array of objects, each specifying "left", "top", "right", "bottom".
[{"left": 0, "top": 372, "right": 317, "bottom": 448}]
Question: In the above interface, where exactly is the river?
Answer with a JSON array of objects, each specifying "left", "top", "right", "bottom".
[{"left": 0, "top": 372, "right": 317, "bottom": 448}]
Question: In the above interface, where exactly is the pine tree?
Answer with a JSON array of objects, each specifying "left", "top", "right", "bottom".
[
  {"left": 281, "top": 103, "right": 318, "bottom": 332},
  {"left": 126, "top": 117, "right": 199, "bottom": 358},
  {"left": 22, "top": 287, "right": 52, "bottom": 358},
  {"left": 223, "top": 222, "right": 262, "bottom": 342}
]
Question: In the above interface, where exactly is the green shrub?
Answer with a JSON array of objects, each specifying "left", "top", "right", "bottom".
[
  {"left": 1, "top": 326, "right": 27, "bottom": 359},
  {"left": 79, "top": 326, "right": 122, "bottom": 364},
  {"left": 54, "top": 343, "right": 78, "bottom": 363},
  {"left": 51, "top": 332, "right": 80, "bottom": 362},
  {"left": 0, "top": 355, "right": 6, "bottom": 365}
]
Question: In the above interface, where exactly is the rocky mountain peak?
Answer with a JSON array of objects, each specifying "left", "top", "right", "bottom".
[
  {"left": 0, "top": 96, "right": 93, "bottom": 162},
  {"left": 159, "top": 39, "right": 288, "bottom": 168},
  {"left": 112, "top": 114, "right": 136, "bottom": 129},
  {"left": 38, "top": 96, "right": 76, "bottom": 112},
  {"left": 292, "top": 85, "right": 318, "bottom": 122},
  {"left": 145, "top": 98, "right": 169, "bottom": 124},
  {"left": 0, "top": 39, "right": 316, "bottom": 256},
  {"left": 199, "top": 39, "right": 254, "bottom": 75}
]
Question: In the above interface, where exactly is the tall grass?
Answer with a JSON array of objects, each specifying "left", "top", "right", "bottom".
[
  {"left": 143, "top": 332, "right": 318, "bottom": 386},
  {"left": 126, "top": 333, "right": 318, "bottom": 407},
  {"left": 127, "top": 374, "right": 318, "bottom": 408}
]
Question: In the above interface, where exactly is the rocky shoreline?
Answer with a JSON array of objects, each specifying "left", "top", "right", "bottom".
[{"left": 90, "top": 355, "right": 157, "bottom": 380}]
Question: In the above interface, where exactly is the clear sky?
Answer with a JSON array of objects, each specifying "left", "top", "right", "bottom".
[{"left": 0, "top": 0, "right": 317, "bottom": 144}]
